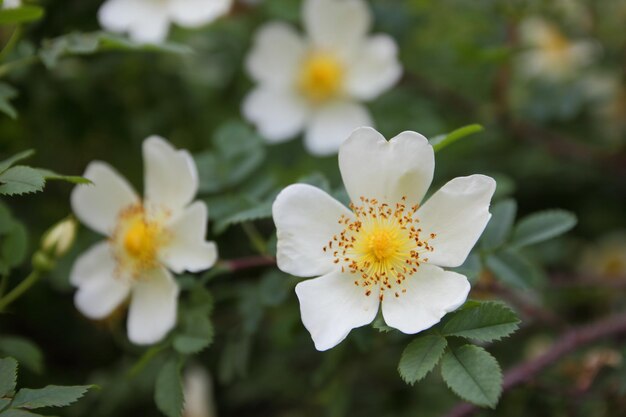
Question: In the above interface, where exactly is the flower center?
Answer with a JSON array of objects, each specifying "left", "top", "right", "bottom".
[
  {"left": 325, "top": 196, "right": 436, "bottom": 300},
  {"left": 298, "top": 52, "right": 344, "bottom": 103},
  {"left": 541, "top": 27, "right": 570, "bottom": 55},
  {"left": 112, "top": 204, "right": 170, "bottom": 278}
]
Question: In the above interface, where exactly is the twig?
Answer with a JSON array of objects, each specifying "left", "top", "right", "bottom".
[
  {"left": 443, "top": 310, "right": 626, "bottom": 417},
  {"left": 221, "top": 255, "right": 276, "bottom": 272}
]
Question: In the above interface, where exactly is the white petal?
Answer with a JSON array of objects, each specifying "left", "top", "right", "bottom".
[
  {"left": 170, "top": 0, "right": 231, "bottom": 27},
  {"left": 160, "top": 201, "right": 218, "bottom": 273},
  {"left": 72, "top": 242, "right": 131, "bottom": 319},
  {"left": 246, "top": 22, "right": 307, "bottom": 88},
  {"left": 338, "top": 128, "right": 434, "bottom": 206},
  {"left": 345, "top": 35, "right": 402, "bottom": 101},
  {"left": 273, "top": 183, "right": 353, "bottom": 277},
  {"left": 71, "top": 161, "right": 139, "bottom": 236},
  {"left": 127, "top": 267, "right": 179, "bottom": 345},
  {"left": 304, "top": 100, "right": 372, "bottom": 156},
  {"left": 143, "top": 136, "right": 198, "bottom": 215},
  {"left": 303, "top": 0, "right": 371, "bottom": 59},
  {"left": 295, "top": 270, "right": 380, "bottom": 351},
  {"left": 243, "top": 87, "right": 309, "bottom": 142},
  {"left": 382, "top": 264, "right": 470, "bottom": 334},
  {"left": 99, "top": 0, "right": 171, "bottom": 43},
  {"left": 417, "top": 175, "right": 496, "bottom": 268}
]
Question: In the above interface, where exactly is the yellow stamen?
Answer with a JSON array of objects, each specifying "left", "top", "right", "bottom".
[
  {"left": 325, "top": 196, "right": 437, "bottom": 300},
  {"left": 298, "top": 52, "right": 344, "bottom": 103},
  {"left": 124, "top": 220, "right": 158, "bottom": 263}
]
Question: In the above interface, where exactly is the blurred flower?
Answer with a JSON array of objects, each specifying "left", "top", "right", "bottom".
[
  {"left": 243, "top": 0, "right": 402, "bottom": 156},
  {"left": 183, "top": 366, "right": 217, "bottom": 417},
  {"left": 517, "top": 17, "right": 597, "bottom": 81},
  {"left": 98, "top": 0, "right": 232, "bottom": 44},
  {"left": 41, "top": 217, "right": 77, "bottom": 258},
  {"left": 272, "top": 127, "right": 495, "bottom": 350},
  {"left": 2, "top": 0, "right": 20, "bottom": 8},
  {"left": 580, "top": 232, "right": 626, "bottom": 280},
  {"left": 70, "top": 136, "right": 218, "bottom": 345}
]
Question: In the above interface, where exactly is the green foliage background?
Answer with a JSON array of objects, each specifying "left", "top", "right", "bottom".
[{"left": 0, "top": 0, "right": 625, "bottom": 416}]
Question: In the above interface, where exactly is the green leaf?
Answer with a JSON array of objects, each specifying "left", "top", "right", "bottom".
[
  {"left": 442, "top": 301, "right": 520, "bottom": 342},
  {"left": 154, "top": 358, "right": 183, "bottom": 417},
  {"left": 0, "top": 83, "right": 19, "bottom": 119},
  {"left": 485, "top": 250, "right": 534, "bottom": 289},
  {"left": 430, "top": 124, "right": 483, "bottom": 152},
  {"left": 481, "top": 199, "right": 517, "bottom": 249},
  {"left": 11, "top": 385, "right": 92, "bottom": 409},
  {"left": 0, "top": 166, "right": 45, "bottom": 196},
  {"left": 0, "top": 398, "right": 10, "bottom": 412},
  {"left": 214, "top": 200, "right": 272, "bottom": 234},
  {"left": 0, "top": 337, "right": 43, "bottom": 374},
  {"left": 398, "top": 335, "right": 447, "bottom": 384},
  {"left": 173, "top": 336, "right": 210, "bottom": 355},
  {"left": 0, "top": 151, "right": 34, "bottom": 175},
  {"left": 0, "top": 410, "right": 43, "bottom": 417},
  {"left": 0, "top": 6, "right": 44, "bottom": 25},
  {"left": 441, "top": 345, "right": 502, "bottom": 408},
  {"left": 0, "top": 201, "right": 14, "bottom": 235},
  {"left": 39, "top": 31, "right": 192, "bottom": 69},
  {"left": 35, "top": 169, "right": 91, "bottom": 185},
  {"left": 0, "top": 357, "right": 18, "bottom": 397},
  {"left": 2, "top": 222, "right": 27, "bottom": 267},
  {"left": 511, "top": 209, "right": 577, "bottom": 248}
]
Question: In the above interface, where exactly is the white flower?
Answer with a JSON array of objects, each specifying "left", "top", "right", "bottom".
[
  {"left": 98, "top": 0, "right": 232, "bottom": 44},
  {"left": 517, "top": 17, "right": 597, "bottom": 81},
  {"left": 183, "top": 366, "right": 217, "bottom": 417},
  {"left": 272, "top": 127, "right": 495, "bottom": 351},
  {"left": 2, "top": 0, "right": 21, "bottom": 9},
  {"left": 242, "top": 0, "right": 402, "bottom": 156},
  {"left": 70, "top": 136, "right": 218, "bottom": 345}
]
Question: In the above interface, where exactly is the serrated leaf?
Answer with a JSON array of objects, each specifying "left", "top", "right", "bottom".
[
  {"left": 154, "top": 358, "right": 183, "bottom": 417},
  {"left": 0, "top": 337, "right": 44, "bottom": 374},
  {"left": 486, "top": 249, "right": 544, "bottom": 289},
  {"left": 430, "top": 124, "right": 483, "bottom": 152},
  {"left": 442, "top": 301, "right": 520, "bottom": 342},
  {"left": 441, "top": 345, "right": 502, "bottom": 408},
  {"left": 0, "top": 6, "right": 44, "bottom": 25},
  {"left": 0, "top": 151, "right": 33, "bottom": 175},
  {"left": 214, "top": 200, "right": 272, "bottom": 234},
  {"left": 0, "top": 166, "right": 45, "bottom": 196},
  {"left": 2, "top": 222, "right": 27, "bottom": 267},
  {"left": 39, "top": 31, "right": 192, "bottom": 69},
  {"left": 511, "top": 209, "right": 577, "bottom": 248},
  {"left": 173, "top": 336, "right": 210, "bottom": 355},
  {"left": 11, "top": 385, "right": 92, "bottom": 409},
  {"left": 0, "top": 357, "right": 18, "bottom": 397},
  {"left": 398, "top": 335, "right": 447, "bottom": 384},
  {"left": 481, "top": 199, "right": 517, "bottom": 249},
  {"left": 0, "top": 398, "right": 10, "bottom": 412},
  {"left": 35, "top": 169, "right": 91, "bottom": 185}
]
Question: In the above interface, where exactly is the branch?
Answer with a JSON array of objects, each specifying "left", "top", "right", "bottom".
[
  {"left": 221, "top": 255, "right": 276, "bottom": 272},
  {"left": 443, "top": 310, "right": 626, "bottom": 417}
]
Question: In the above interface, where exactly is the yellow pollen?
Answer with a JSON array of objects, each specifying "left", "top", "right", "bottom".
[
  {"left": 112, "top": 204, "right": 170, "bottom": 277},
  {"left": 123, "top": 220, "right": 158, "bottom": 262},
  {"left": 298, "top": 52, "right": 344, "bottom": 103},
  {"left": 325, "top": 196, "right": 437, "bottom": 300}
]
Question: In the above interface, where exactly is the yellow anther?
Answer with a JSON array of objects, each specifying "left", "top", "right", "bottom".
[{"left": 298, "top": 52, "right": 344, "bottom": 102}]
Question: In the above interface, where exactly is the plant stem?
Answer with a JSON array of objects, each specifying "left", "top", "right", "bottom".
[
  {"left": 0, "top": 25, "right": 22, "bottom": 63},
  {"left": 443, "top": 310, "right": 626, "bottom": 417},
  {"left": 0, "top": 55, "right": 38, "bottom": 77},
  {"left": 222, "top": 255, "right": 276, "bottom": 272},
  {"left": 242, "top": 222, "right": 268, "bottom": 255},
  {"left": 0, "top": 269, "right": 41, "bottom": 312}
]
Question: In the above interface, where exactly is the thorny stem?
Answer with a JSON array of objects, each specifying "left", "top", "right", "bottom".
[{"left": 443, "top": 310, "right": 626, "bottom": 417}]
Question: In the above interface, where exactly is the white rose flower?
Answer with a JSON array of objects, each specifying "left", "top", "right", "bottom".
[
  {"left": 70, "top": 136, "right": 218, "bottom": 345},
  {"left": 272, "top": 127, "right": 495, "bottom": 351},
  {"left": 517, "top": 17, "right": 597, "bottom": 81},
  {"left": 183, "top": 366, "right": 217, "bottom": 417},
  {"left": 243, "top": 0, "right": 402, "bottom": 156},
  {"left": 98, "top": 0, "right": 232, "bottom": 44}
]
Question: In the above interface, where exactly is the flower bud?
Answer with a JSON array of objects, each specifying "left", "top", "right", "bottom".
[{"left": 41, "top": 217, "right": 77, "bottom": 258}]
